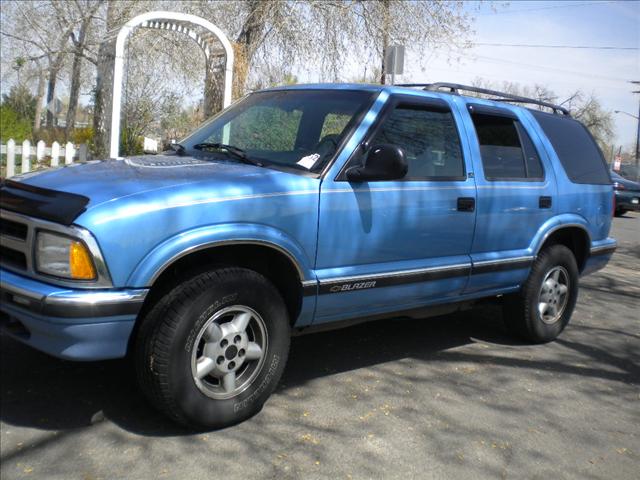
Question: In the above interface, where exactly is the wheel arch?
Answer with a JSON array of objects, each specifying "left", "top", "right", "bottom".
[
  {"left": 534, "top": 222, "right": 591, "bottom": 273},
  {"left": 127, "top": 225, "right": 316, "bottom": 337}
]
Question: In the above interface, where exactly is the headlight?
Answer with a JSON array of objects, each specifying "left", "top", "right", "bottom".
[{"left": 35, "top": 231, "right": 97, "bottom": 280}]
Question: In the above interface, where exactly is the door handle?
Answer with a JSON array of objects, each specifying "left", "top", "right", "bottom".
[
  {"left": 457, "top": 197, "right": 475, "bottom": 212},
  {"left": 539, "top": 196, "right": 552, "bottom": 209}
]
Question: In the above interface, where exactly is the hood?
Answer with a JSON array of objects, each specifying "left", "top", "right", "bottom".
[
  {"left": 1, "top": 155, "right": 311, "bottom": 225},
  {"left": 9, "top": 155, "right": 277, "bottom": 207}
]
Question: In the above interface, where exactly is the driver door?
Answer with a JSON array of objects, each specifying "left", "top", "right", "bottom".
[{"left": 314, "top": 95, "right": 477, "bottom": 324}]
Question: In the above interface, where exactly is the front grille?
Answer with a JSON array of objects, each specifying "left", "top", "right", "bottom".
[
  {"left": 0, "top": 246, "right": 27, "bottom": 270},
  {"left": 0, "top": 210, "right": 30, "bottom": 273},
  {"left": 0, "top": 217, "right": 28, "bottom": 240}
]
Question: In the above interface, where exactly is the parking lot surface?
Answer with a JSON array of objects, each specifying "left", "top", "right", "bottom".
[{"left": 1, "top": 214, "right": 638, "bottom": 480}]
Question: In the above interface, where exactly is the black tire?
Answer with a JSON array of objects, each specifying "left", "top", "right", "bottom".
[
  {"left": 614, "top": 208, "right": 626, "bottom": 217},
  {"left": 135, "top": 267, "right": 290, "bottom": 429},
  {"left": 504, "top": 245, "right": 579, "bottom": 343}
]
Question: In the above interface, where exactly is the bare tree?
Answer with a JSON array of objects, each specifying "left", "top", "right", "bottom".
[
  {"left": 471, "top": 78, "right": 615, "bottom": 150},
  {"left": 64, "top": 0, "right": 104, "bottom": 137},
  {"left": 3, "top": 0, "right": 477, "bottom": 156}
]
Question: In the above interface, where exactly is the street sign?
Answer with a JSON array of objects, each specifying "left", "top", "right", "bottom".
[
  {"left": 613, "top": 155, "right": 622, "bottom": 171},
  {"left": 384, "top": 45, "right": 405, "bottom": 84}
]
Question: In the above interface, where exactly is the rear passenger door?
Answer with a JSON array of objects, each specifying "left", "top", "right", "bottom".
[{"left": 462, "top": 104, "right": 558, "bottom": 294}]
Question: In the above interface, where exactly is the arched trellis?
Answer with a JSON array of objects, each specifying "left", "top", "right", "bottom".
[{"left": 110, "top": 11, "right": 234, "bottom": 158}]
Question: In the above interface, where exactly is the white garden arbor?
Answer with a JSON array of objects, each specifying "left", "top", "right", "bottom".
[{"left": 109, "top": 11, "right": 234, "bottom": 158}]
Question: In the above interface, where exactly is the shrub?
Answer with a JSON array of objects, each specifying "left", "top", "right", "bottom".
[
  {"left": 120, "top": 127, "right": 144, "bottom": 156},
  {"left": 0, "top": 104, "right": 32, "bottom": 141}
]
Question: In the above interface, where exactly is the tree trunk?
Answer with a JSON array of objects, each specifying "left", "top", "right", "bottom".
[
  {"left": 232, "top": 0, "right": 267, "bottom": 97},
  {"left": 33, "top": 68, "right": 45, "bottom": 131},
  {"left": 66, "top": 18, "right": 90, "bottom": 139},
  {"left": 93, "top": 0, "right": 117, "bottom": 158},
  {"left": 379, "top": 0, "right": 390, "bottom": 85},
  {"left": 203, "top": 62, "right": 224, "bottom": 118},
  {"left": 92, "top": 39, "right": 115, "bottom": 157},
  {"left": 45, "top": 61, "right": 59, "bottom": 127}
]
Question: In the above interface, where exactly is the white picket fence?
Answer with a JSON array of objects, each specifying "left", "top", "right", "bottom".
[{"left": 1, "top": 139, "right": 88, "bottom": 178}]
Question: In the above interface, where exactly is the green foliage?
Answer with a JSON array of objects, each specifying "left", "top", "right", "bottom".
[
  {"left": 120, "top": 127, "right": 144, "bottom": 156},
  {"left": 32, "top": 127, "right": 95, "bottom": 148},
  {"left": 0, "top": 104, "right": 32, "bottom": 141},
  {"left": 2, "top": 85, "right": 37, "bottom": 123},
  {"left": 32, "top": 127, "right": 66, "bottom": 144},
  {"left": 71, "top": 127, "right": 94, "bottom": 146}
]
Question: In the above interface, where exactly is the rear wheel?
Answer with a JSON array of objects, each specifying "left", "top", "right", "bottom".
[
  {"left": 504, "top": 245, "right": 579, "bottom": 343},
  {"left": 135, "top": 267, "right": 290, "bottom": 429}
]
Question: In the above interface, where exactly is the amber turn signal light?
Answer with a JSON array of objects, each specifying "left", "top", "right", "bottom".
[{"left": 69, "top": 241, "right": 96, "bottom": 280}]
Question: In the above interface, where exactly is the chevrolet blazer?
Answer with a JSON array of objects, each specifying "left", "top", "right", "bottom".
[{"left": 0, "top": 83, "right": 617, "bottom": 428}]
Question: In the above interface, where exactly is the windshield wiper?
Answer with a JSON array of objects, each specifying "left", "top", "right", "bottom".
[
  {"left": 192, "top": 143, "right": 264, "bottom": 167},
  {"left": 168, "top": 142, "right": 187, "bottom": 156}
]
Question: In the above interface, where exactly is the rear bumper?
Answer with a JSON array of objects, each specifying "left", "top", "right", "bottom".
[
  {"left": 582, "top": 238, "right": 617, "bottom": 276},
  {"left": 0, "top": 269, "right": 147, "bottom": 360}
]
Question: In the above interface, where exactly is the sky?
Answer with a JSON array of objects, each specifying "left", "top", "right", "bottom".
[
  {"left": 1, "top": 0, "right": 637, "bottom": 151},
  {"left": 399, "top": 0, "right": 640, "bottom": 153}
]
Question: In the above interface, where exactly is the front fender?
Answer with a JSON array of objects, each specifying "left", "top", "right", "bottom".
[
  {"left": 127, "top": 223, "right": 316, "bottom": 287},
  {"left": 528, "top": 213, "right": 591, "bottom": 255}
]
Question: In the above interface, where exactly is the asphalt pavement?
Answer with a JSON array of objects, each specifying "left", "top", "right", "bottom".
[{"left": 1, "top": 213, "right": 639, "bottom": 480}]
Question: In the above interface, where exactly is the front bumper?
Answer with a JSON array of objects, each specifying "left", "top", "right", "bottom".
[
  {"left": 0, "top": 269, "right": 147, "bottom": 360},
  {"left": 615, "top": 191, "right": 640, "bottom": 211}
]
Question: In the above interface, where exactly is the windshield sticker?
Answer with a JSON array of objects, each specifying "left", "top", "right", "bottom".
[{"left": 296, "top": 153, "right": 321, "bottom": 170}]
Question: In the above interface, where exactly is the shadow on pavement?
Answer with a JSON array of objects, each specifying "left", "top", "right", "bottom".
[
  {"left": 3, "top": 292, "right": 638, "bottom": 440},
  {"left": 1, "top": 306, "right": 517, "bottom": 437}
]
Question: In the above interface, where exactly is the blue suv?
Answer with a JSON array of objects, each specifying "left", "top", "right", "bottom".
[{"left": 0, "top": 83, "right": 616, "bottom": 428}]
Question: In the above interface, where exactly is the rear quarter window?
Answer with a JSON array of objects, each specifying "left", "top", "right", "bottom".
[{"left": 531, "top": 111, "right": 610, "bottom": 185}]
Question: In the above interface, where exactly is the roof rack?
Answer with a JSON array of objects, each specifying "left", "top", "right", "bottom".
[{"left": 396, "top": 82, "right": 570, "bottom": 116}]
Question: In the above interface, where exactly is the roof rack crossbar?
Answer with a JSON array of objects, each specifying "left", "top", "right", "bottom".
[{"left": 396, "top": 82, "right": 570, "bottom": 116}]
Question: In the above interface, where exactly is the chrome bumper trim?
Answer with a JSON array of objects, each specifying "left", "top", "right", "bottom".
[
  {"left": 590, "top": 243, "right": 617, "bottom": 256},
  {"left": 0, "top": 280, "right": 148, "bottom": 318}
]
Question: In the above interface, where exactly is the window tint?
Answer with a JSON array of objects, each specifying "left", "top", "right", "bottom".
[
  {"left": 516, "top": 123, "right": 544, "bottom": 179},
  {"left": 370, "top": 106, "right": 464, "bottom": 180},
  {"left": 220, "top": 106, "right": 303, "bottom": 151},
  {"left": 531, "top": 110, "right": 610, "bottom": 185},
  {"left": 321, "top": 113, "right": 352, "bottom": 138},
  {"left": 473, "top": 114, "right": 525, "bottom": 179},
  {"left": 472, "top": 114, "right": 544, "bottom": 180}
]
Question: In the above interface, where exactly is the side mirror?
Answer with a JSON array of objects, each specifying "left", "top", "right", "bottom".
[{"left": 346, "top": 144, "right": 407, "bottom": 182}]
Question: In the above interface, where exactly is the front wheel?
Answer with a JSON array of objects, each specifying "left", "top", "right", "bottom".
[
  {"left": 504, "top": 245, "right": 579, "bottom": 343},
  {"left": 135, "top": 267, "right": 290, "bottom": 429}
]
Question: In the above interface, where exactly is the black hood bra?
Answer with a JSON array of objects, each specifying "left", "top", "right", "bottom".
[{"left": 0, "top": 179, "right": 90, "bottom": 226}]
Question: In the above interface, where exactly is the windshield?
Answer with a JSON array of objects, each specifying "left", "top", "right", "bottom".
[{"left": 179, "top": 89, "right": 374, "bottom": 173}]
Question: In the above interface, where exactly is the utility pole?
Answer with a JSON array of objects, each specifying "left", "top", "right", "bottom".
[{"left": 632, "top": 81, "right": 640, "bottom": 181}]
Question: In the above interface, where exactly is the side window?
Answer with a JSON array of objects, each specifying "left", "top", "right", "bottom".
[
  {"left": 369, "top": 105, "right": 465, "bottom": 180},
  {"left": 531, "top": 110, "right": 610, "bottom": 184},
  {"left": 516, "top": 123, "right": 544, "bottom": 179},
  {"left": 472, "top": 113, "right": 544, "bottom": 180}
]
